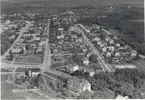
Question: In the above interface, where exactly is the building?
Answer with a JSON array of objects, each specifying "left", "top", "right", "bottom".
[
  {"left": 115, "top": 52, "right": 121, "bottom": 57},
  {"left": 115, "top": 95, "right": 129, "bottom": 99},
  {"left": 12, "top": 48, "right": 22, "bottom": 54},
  {"left": 28, "top": 70, "right": 40, "bottom": 77},
  {"left": 131, "top": 50, "right": 137, "bottom": 58},
  {"left": 82, "top": 57, "right": 89, "bottom": 66},
  {"left": 66, "top": 64, "right": 79, "bottom": 73},
  {"left": 86, "top": 68, "right": 95, "bottom": 77},
  {"left": 106, "top": 52, "right": 112, "bottom": 58},
  {"left": 67, "top": 76, "right": 91, "bottom": 93},
  {"left": 9, "top": 35, "right": 16, "bottom": 40}
]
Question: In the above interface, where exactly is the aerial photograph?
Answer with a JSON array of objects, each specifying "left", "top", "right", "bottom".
[{"left": 0, "top": 0, "right": 145, "bottom": 99}]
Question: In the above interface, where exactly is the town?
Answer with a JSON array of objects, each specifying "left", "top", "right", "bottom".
[{"left": 1, "top": 0, "right": 145, "bottom": 99}]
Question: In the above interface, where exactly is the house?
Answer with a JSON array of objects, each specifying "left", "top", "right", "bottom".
[
  {"left": 36, "top": 48, "right": 43, "bottom": 54},
  {"left": 58, "top": 28, "right": 64, "bottom": 31},
  {"left": 112, "top": 58, "right": 120, "bottom": 63},
  {"left": 82, "top": 57, "right": 89, "bottom": 66},
  {"left": 39, "top": 41, "right": 46, "bottom": 47},
  {"left": 87, "top": 68, "right": 95, "bottom": 77},
  {"left": 97, "top": 41, "right": 106, "bottom": 48},
  {"left": 106, "top": 52, "right": 112, "bottom": 58},
  {"left": 19, "top": 39, "right": 24, "bottom": 43},
  {"left": 5, "top": 20, "right": 11, "bottom": 25},
  {"left": 115, "top": 52, "right": 120, "bottom": 57},
  {"left": 53, "top": 49, "right": 59, "bottom": 54},
  {"left": 77, "top": 37, "right": 83, "bottom": 42},
  {"left": 66, "top": 64, "right": 79, "bottom": 73},
  {"left": 92, "top": 37, "right": 101, "bottom": 42},
  {"left": 131, "top": 50, "right": 137, "bottom": 58},
  {"left": 34, "top": 35, "right": 41, "bottom": 41},
  {"left": 12, "top": 48, "right": 22, "bottom": 54},
  {"left": 105, "top": 36, "right": 111, "bottom": 42},
  {"left": 108, "top": 46, "right": 115, "bottom": 52},
  {"left": 9, "top": 35, "right": 16, "bottom": 40},
  {"left": 115, "top": 95, "right": 129, "bottom": 99},
  {"left": 86, "top": 52, "right": 93, "bottom": 58},
  {"left": 67, "top": 76, "right": 91, "bottom": 93},
  {"left": 28, "top": 69, "right": 40, "bottom": 77},
  {"left": 102, "top": 47, "right": 107, "bottom": 52},
  {"left": 57, "top": 34, "right": 64, "bottom": 39},
  {"left": 116, "top": 43, "right": 120, "bottom": 47},
  {"left": 109, "top": 39, "right": 114, "bottom": 44}
]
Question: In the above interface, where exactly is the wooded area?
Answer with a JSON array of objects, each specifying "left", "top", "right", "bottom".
[{"left": 71, "top": 68, "right": 145, "bottom": 99}]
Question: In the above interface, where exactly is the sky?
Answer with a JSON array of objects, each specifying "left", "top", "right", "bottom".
[{"left": 1, "top": 0, "right": 144, "bottom": 5}]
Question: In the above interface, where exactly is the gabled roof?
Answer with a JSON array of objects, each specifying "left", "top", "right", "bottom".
[{"left": 68, "top": 76, "right": 90, "bottom": 90}]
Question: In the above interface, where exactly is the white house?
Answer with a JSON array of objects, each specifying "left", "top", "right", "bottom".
[
  {"left": 131, "top": 50, "right": 137, "bottom": 58},
  {"left": 108, "top": 46, "right": 115, "bottom": 52},
  {"left": 82, "top": 57, "right": 89, "bottom": 66},
  {"left": 109, "top": 39, "right": 114, "bottom": 44},
  {"left": 67, "top": 76, "right": 92, "bottom": 93},
  {"left": 106, "top": 52, "right": 111, "bottom": 57},
  {"left": 116, "top": 43, "right": 120, "bottom": 47},
  {"left": 102, "top": 47, "right": 107, "bottom": 52},
  {"left": 105, "top": 36, "right": 111, "bottom": 42},
  {"left": 92, "top": 37, "right": 101, "bottom": 42},
  {"left": 87, "top": 68, "right": 95, "bottom": 77},
  {"left": 9, "top": 35, "right": 16, "bottom": 40},
  {"left": 5, "top": 20, "right": 11, "bottom": 25},
  {"left": 66, "top": 64, "right": 79, "bottom": 73},
  {"left": 115, "top": 95, "right": 129, "bottom": 99},
  {"left": 115, "top": 52, "right": 121, "bottom": 57}
]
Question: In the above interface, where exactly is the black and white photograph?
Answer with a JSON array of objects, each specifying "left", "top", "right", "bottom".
[{"left": 0, "top": 0, "right": 145, "bottom": 99}]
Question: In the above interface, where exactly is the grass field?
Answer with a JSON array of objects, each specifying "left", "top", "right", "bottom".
[
  {"left": 1, "top": 74, "right": 9, "bottom": 82},
  {"left": 1, "top": 82, "right": 26, "bottom": 99},
  {"left": 14, "top": 55, "right": 43, "bottom": 64}
]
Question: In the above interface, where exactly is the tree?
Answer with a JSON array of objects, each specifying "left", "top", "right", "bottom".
[
  {"left": 20, "top": 48, "right": 24, "bottom": 54},
  {"left": 89, "top": 54, "right": 98, "bottom": 63},
  {"left": 1, "top": 44, "right": 6, "bottom": 55},
  {"left": 72, "top": 54, "right": 82, "bottom": 65},
  {"left": 9, "top": 50, "right": 13, "bottom": 61},
  {"left": 25, "top": 68, "right": 29, "bottom": 76},
  {"left": 25, "top": 44, "right": 31, "bottom": 51},
  {"left": 84, "top": 72, "right": 90, "bottom": 79}
]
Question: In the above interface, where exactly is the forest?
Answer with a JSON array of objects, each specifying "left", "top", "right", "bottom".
[{"left": 77, "top": 6, "right": 145, "bottom": 55}]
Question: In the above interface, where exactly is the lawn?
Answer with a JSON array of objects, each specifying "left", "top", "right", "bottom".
[
  {"left": 14, "top": 55, "right": 43, "bottom": 64},
  {"left": 1, "top": 82, "right": 26, "bottom": 99},
  {"left": 1, "top": 74, "right": 9, "bottom": 82}
]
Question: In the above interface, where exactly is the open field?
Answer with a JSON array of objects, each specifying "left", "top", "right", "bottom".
[
  {"left": 1, "top": 74, "right": 8, "bottom": 82},
  {"left": 14, "top": 55, "right": 43, "bottom": 64},
  {"left": 1, "top": 82, "right": 26, "bottom": 99}
]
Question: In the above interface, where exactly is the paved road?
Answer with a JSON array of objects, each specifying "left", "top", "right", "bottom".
[
  {"left": 74, "top": 24, "right": 114, "bottom": 72},
  {"left": 42, "top": 19, "right": 51, "bottom": 68},
  {"left": 1, "top": 22, "right": 32, "bottom": 60}
]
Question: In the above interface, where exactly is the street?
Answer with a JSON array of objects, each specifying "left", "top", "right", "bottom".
[
  {"left": 74, "top": 24, "right": 114, "bottom": 72},
  {"left": 1, "top": 22, "right": 32, "bottom": 60}
]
